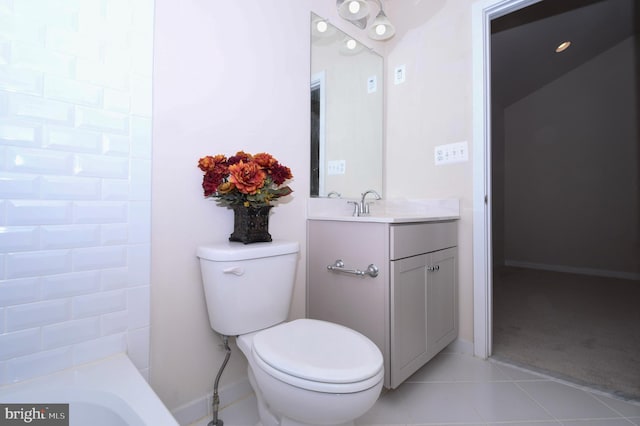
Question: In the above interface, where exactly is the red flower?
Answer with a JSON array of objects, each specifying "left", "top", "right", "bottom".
[
  {"left": 270, "top": 163, "right": 293, "bottom": 185},
  {"left": 227, "top": 151, "right": 252, "bottom": 166}
]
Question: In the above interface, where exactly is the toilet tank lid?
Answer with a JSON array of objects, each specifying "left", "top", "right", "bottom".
[{"left": 197, "top": 240, "right": 299, "bottom": 261}]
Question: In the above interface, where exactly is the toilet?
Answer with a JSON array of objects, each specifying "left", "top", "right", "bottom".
[{"left": 197, "top": 240, "right": 383, "bottom": 426}]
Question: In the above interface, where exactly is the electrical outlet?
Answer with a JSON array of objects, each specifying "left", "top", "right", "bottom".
[{"left": 434, "top": 141, "right": 469, "bottom": 165}]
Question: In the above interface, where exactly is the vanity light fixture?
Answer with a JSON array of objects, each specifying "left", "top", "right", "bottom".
[
  {"left": 336, "top": 0, "right": 395, "bottom": 41},
  {"left": 316, "top": 20, "right": 328, "bottom": 33},
  {"left": 555, "top": 41, "right": 571, "bottom": 53},
  {"left": 311, "top": 17, "right": 336, "bottom": 38}
]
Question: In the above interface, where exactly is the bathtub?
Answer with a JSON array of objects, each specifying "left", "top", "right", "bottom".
[{"left": 0, "top": 353, "right": 179, "bottom": 426}]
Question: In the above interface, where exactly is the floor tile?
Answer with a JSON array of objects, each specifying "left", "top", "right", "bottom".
[
  {"left": 561, "top": 420, "right": 637, "bottom": 426},
  {"left": 399, "top": 382, "right": 485, "bottom": 424},
  {"left": 468, "top": 381, "right": 554, "bottom": 422},
  {"left": 355, "top": 386, "right": 411, "bottom": 425},
  {"left": 518, "top": 380, "right": 619, "bottom": 420},
  {"left": 594, "top": 394, "right": 640, "bottom": 418},
  {"left": 188, "top": 351, "right": 635, "bottom": 426},
  {"left": 486, "top": 422, "right": 561, "bottom": 426},
  {"left": 492, "top": 359, "right": 550, "bottom": 381},
  {"left": 218, "top": 394, "right": 259, "bottom": 426},
  {"left": 407, "top": 352, "right": 511, "bottom": 383}
]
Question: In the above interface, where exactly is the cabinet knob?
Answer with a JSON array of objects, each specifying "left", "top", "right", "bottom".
[{"left": 427, "top": 265, "right": 440, "bottom": 272}]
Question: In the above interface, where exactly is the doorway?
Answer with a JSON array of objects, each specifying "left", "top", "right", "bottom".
[{"left": 474, "top": 0, "right": 640, "bottom": 400}]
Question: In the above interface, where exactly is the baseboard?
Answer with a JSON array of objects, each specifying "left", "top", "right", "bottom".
[
  {"left": 503, "top": 260, "right": 640, "bottom": 281},
  {"left": 171, "top": 378, "right": 253, "bottom": 426},
  {"left": 444, "top": 337, "right": 474, "bottom": 356}
]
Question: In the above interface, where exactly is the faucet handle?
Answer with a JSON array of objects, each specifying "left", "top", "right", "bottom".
[
  {"left": 363, "top": 202, "right": 371, "bottom": 215},
  {"left": 347, "top": 201, "right": 361, "bottom": 217}
]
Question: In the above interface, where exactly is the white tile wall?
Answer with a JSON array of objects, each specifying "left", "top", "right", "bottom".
[{"left": 0, "top": 0, "right": 154, "bottom": 385}]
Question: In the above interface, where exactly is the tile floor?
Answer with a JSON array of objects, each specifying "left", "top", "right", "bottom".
[{"left": 190, "top": 350, "right": 640, "bottom": 426}]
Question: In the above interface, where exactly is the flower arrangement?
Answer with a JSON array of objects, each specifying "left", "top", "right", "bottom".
[{"left": 197, "top": 151, "right": 293, "bottom": 208}]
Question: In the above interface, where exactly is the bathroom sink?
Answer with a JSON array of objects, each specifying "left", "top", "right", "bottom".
[{"left": 307, "top": 198, "right": 460, "bottom": 223}]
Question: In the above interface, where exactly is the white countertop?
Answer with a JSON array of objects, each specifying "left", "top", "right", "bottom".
[{"left": 307, "top": 198, "right": 460, "bottom": 223}]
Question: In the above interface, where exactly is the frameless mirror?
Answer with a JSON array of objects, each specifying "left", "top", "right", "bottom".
[{"left": 310, "top": 13, "right": 383, "bottom": 199}]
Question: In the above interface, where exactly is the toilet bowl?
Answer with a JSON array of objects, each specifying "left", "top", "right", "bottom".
[
  {"left": 197, "top": 240, "right": 383, "bottom": 426},
  {"left": 238, "top": 319, "right": 383, "bottom": 426}
]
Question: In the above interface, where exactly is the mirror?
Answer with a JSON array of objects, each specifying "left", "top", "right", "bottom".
[{"left": 310, "top": 13, "right": 384, "bottom": 199}]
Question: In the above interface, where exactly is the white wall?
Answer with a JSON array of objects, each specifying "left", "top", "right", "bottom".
[
  {"left": 151, "top": 0, "right": 310, "bottom": 418},
  {"left": 0, "top": 0, "right": 154, "bottom": 383},
  {"left": 384, "top": 0, "right": 475, "bottom": 343},
  {"left": 501, "top": 36, "right": 639, "bottom": 278}
]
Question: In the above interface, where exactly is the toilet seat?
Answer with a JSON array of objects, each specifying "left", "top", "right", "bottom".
[{"left": 251, "top": 319, "right": 383, "bottom": 393}]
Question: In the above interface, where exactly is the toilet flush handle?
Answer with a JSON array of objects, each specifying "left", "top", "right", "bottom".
[{"left": 223, "top": 266, "right": 244, "bottom": 276}]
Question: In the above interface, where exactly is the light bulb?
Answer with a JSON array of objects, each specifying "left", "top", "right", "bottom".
[
  {"left": 555, "top": 41, "right": 571, "bottom": 53},
  {"left": 346, "top": 39, "right": 357, "bottom": 50},
  {"left": 316, "top": 21, "right": 328, "bottom": 33},
  {"left": 375, "top": 24, "right": 386, "bottom": 36},
  {"left": 348, "top": 1, "right": 360, "bottom": 14}
]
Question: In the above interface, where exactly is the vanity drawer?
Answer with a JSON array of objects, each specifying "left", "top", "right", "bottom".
[{"left": 390, "top": 221, "right": 457, "bottom": 260}]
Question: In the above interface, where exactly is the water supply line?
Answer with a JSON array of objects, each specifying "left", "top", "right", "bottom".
[{"left": 209, "top": 334, "right": 231, "bottom": 426}]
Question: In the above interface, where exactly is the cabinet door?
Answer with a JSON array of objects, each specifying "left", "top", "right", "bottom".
[
  {"left": 390, "top": 247, "right": 458, "bottom": 388},
  {"left": 426, "top": 247, "right": 458, "bottom": 359},
  {"left": 390, "top": 253, "right": 429, "bottom": 388}
]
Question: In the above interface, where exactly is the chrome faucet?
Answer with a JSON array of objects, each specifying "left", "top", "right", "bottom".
[{"left": 359, "top": 189, "right": 382, "bottom": 216}]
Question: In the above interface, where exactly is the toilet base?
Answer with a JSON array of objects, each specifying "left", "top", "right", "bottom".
[
  {"left": 249, "top": 368, "right": 356, "bottom": 426},
  {"left": 247, "top": 364, "right": 375, "bottom": 426}
]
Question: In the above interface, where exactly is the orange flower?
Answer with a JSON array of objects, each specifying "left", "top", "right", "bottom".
[
  {"left": 228, "top": 161, "right": 266, "bottom": 194},
  {"left": 253, "top": 152, "right": 277, "bottom": 169},
  {"left": 197, "top": 155, "right": 226, "bottom": 172}
]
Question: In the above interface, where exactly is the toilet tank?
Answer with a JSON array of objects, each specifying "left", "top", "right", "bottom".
[{"left": 197, "top": 240, "right": 299, "bottom": 336}]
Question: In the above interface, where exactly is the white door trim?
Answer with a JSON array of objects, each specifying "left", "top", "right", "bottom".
[{"left": 471, "top": 0, "right": 543, "bottom": 359}]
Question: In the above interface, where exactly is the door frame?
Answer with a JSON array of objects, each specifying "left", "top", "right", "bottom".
[{"left": 471, "top": 0, "right": 543, "bottom": 359}]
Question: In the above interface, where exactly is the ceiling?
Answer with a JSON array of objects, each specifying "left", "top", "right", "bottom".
[{"left": 491, "top": 0, "right": 639, "bottom": 106}]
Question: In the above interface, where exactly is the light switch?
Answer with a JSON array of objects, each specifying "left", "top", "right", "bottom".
[
  {"left": 367, "top": 75, "right": 377, "bottom": 93},
  {"left": 434, "top": 141, "right": 469, "bottom": 165},
  {"left": 327, "top": 160, "right": 346, "bottom": 175},
  {"left": 394, "top": 65, "right": 406, "bottom": 85}
]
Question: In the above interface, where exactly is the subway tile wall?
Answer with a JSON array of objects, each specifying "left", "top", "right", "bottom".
[{"left": 0, "top": 0, "right": 154, "bottom": 384}]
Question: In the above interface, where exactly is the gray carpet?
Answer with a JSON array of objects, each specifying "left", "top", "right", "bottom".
[{"left": 492, "top": 266, "right": 640, "bottom": 401}]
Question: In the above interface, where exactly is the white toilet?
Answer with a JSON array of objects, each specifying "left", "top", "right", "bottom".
[{"left": 197, "top": 240, "right": 383, "bottom": 426}]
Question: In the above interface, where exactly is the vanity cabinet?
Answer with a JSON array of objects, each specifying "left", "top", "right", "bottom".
[{"left": 307, "top": 219, "right": 457, "bottom": 389}]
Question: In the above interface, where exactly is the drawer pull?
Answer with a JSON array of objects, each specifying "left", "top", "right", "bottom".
[{"left": 327, "top": 259, "right": 379, "bottom": 278}]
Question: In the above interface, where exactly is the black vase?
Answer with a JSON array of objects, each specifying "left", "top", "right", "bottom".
[{"left": 229, "top": 205, "right": 273, "bottom": 244}]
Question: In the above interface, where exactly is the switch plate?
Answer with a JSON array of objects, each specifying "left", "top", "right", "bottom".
[
  {"left": 394, "top": 65, "right": 406, "bottom": 85},
  {"left": 327, "top": 160, "right": 346, "bottom": 175},
  {"left": 434, "top": 141, "right": 469, "bottom": 165},
  {"left": 367, "top": 75, "right": 377, "bottom": 93}
]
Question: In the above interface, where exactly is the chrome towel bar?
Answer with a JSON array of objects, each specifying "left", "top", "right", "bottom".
[{"left": 327, "top": 259, "right": 379, "bottom": 278}]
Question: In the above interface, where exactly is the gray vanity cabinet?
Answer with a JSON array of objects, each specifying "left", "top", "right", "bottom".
[{"left": 307, "top": 219, "right": 458, "bottom": 389}]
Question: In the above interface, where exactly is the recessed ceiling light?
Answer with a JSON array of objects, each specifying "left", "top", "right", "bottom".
[{"left": 555, "top": 41, "right": 571, "bottom": 53}]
